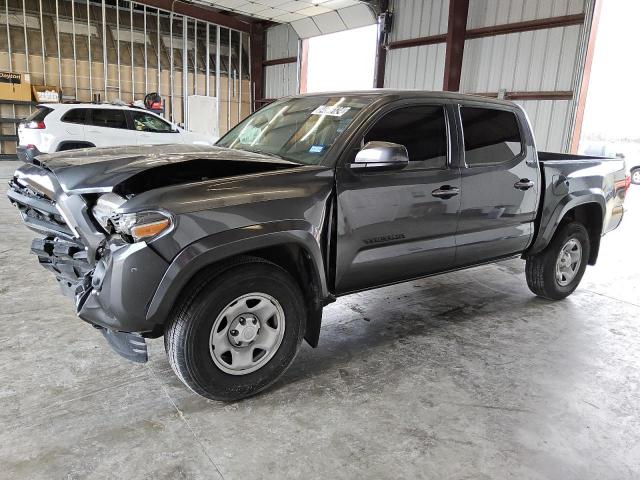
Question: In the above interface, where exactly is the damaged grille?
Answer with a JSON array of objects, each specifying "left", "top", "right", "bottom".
[
  {"left": 7, "top": 178, "right": 74, "bottom": 239},
  {"left": 8, "top": 177, "right": 91, "bottom": 296}
]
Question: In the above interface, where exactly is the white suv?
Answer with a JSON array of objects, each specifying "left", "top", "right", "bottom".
[{"left": 17, "top": 103, "right": 215, "bottom": 162}]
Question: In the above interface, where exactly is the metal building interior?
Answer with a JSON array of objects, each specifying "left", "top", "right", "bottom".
[{"left": 1, "top": 0, "right": 639, "bottom": 478}]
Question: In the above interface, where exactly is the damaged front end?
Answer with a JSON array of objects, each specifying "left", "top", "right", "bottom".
[{"left": 7, "top": 164, "right": 170, "bottom": 363}]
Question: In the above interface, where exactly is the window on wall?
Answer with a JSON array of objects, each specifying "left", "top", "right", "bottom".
[
  {"left": 461, "top": 107, "right": 523, "bottom": 167},
  {"left": 364, "top": 105, "right": 448, "bottom": 170}
]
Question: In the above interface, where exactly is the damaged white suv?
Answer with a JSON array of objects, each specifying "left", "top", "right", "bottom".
[{"left": 17, "top": 103, "right": 214, "bottom": 162}]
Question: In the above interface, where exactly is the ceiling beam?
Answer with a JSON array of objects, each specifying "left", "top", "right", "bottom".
[
  {"left": 134, "top": 0, "right": 254, "bottom": 33},
  {"left": 443, "top": 0, "right": 469, "bottom": 92}
]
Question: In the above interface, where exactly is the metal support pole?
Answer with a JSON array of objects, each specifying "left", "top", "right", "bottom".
[
  {"left": 193, "top": 20, "right": 197, "bottom": 94},
  {"left": 56, "top": 1, "right": 62, "bottom": 88},
  {"left": 116, "top": 0, "right": 121, "bottom": 98},
  {"left": 22, "top": 0, "right": 29, "bottom": 75},
  {"left": 38, "top": 0, "right": 46, "bottom": 83},
  {"left": 169, "top": 12, "right": 174, "bottom": 122},
  {"left": 102, "top": 0, "right": 107, "bottom": 99},
  {"left": 238, "top": 32, "right": 242, "bottom": 120},
  {"left": 71, "top": 0, "right": 78, "bottom": 98},
  {"left": 5, "top": 0, "right": 15, "bottom": 134},
  {"left": 130, "top": 2, "right": 134, "bottom": 101},
  {"left": 87, "top": 0, "right": 93, "bottom": 98},
  {"left": 156, "top": 9, "right": 160, "bottom": 94},
  {"left": 182, "top": 18, "right": 188, "bottom": 128},
  {"left": 143, "top": 5, "right": 147, "bottom": 94},
  {"left": 215, "top": 25, "right": 220, "bottom": 135},
  {"left": 227, "top": 29, "right": 231, "bottom": 131},
  {"left": 205, "top": 23, "right": 210, "bottom": 96}
]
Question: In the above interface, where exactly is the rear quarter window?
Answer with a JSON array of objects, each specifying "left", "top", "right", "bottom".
[{"left": 461, "top": 107, "right": 523, "bottom": 167}]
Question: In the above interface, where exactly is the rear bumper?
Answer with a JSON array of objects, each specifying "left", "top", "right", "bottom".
[{"left": 16, "top": 145, "right": 42, "bottom": 163}]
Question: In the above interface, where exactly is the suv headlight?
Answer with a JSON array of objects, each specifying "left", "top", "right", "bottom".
[{"left": 92, "top": 193, "right": 173, "bottom": 242}]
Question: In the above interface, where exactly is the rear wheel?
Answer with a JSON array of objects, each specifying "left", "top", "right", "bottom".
[
  {"left": 631, "top": 168, "right": 640, "bottom": 185},
  {"left": 525, "top": 222, "right": 590, "bottom": 300},
  {"left": 164, "top": 258, "right": 306, "bottom": 401}
]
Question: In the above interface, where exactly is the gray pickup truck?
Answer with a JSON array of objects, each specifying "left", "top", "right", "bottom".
[{"left": 7, "top": 91, "right": 628, "bottom": 401}]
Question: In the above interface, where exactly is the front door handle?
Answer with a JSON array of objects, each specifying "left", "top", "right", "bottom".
[
  {"left": 431, "top": 185, "right": 460, "bottom": 199},
  {"left": 514, "top": 178, "right": 535, "bottom": 190}
]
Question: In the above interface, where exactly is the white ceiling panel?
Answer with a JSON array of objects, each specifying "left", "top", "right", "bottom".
[
  {"left": 290, "top": 17, "right": 322, "bottom": 37},
  {"left": 313, "top": 11, "right": 347, "bottom": 34}
]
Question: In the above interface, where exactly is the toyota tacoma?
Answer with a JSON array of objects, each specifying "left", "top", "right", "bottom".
[{"left": 7, "top": 91, "right": 629, "bottom": 401}]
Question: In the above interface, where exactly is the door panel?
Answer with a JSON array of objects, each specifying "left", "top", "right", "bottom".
[
  {"left": 335, "top": 168, "right": 461, "bottom": 293},
  {"left": 334, "top": 103, "right": 460, "bottom": 294},
  {"left": 455, "top": 106, "right": 540, "bottom": 266}
]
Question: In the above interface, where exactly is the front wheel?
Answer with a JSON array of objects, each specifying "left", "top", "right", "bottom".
[
  {"left": 164, "top": 258, "right": 306, "bottom": 401},
  {"left": 525, "top": 222, "right": 590, "bottom": 300},
  {"left": 631, "top": 167, "right": 640, "bottom": 185}
]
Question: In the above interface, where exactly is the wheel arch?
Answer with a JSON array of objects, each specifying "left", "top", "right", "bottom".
[
  {"left": 528, "top": 194, "right": 605, "bottom": 265},
  {"left": 146, "top": 221, "right": 330, "bottom": 347}
]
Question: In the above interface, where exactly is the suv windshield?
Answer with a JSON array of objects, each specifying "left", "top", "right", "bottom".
[{"left": 217, "top": 95, "right": 375, "bottom": 165}]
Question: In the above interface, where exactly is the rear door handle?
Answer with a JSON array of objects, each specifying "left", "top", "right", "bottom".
[
  {"left": 514, "top": 178, "right": 535, "bottom": 190},
  {"left": 431, "top": 185, "right": 460, "bottom": 199}
]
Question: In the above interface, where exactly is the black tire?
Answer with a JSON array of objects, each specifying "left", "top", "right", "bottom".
[
  {"left": 525, "top": 222, "right": 590, "bottom": 300},
  {"left": 631, "top": 167, "right": 640, "bottom": 185},
  {"left": 164, "top": 257, "right": 306, "bottom": 401}
]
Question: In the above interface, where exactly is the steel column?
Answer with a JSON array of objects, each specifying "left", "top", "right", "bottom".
[
  {"left": 102, "top": 0, "right": 107, "bottom": 98},
  {"left": 38, "top": 0, "right": 46, "bottom": 83},
  {"left": 249, "top": 23, "right": 264, "bottom": 112},
  {"left": 373, "top": 0, "right": 389, "bottom": 88},
  {"left": 238, "top": 32, "right": 242, "bottom": 120},
  {"left": 71, "top": 0, "right": 78, "bottom": 97},
  {"left": 116, "top": 0, "right": 121, "bottom": 97},
  {"left": 205, "top": 23, "right": 210, "bottom": 96},
  {"left": 227, "top": 28, "right": 231, "bottom": 131},
  {"left": 193, "top": 20, "right": 197, "bottom": 94},
  {"left": 215, "top": 25, "right": 220, "bottom": 134},
  {"left": 143, "top": 5, "right": 147, "bottom": 94},
  {"left": 169, "top": 12, "right": 174, "bottom": 122},
  {"left": 443, "top": 0, "right": 469, "bottom": 92},
  {"left": 182, "top": 17, "right": 188, "bottom": 127},
  {"left": 22, "top": 0, "right": 29, "bottom": 74},
  {"left": 87, "top": 0, "right": 93, "bottom": 98},
  {"left": 130, "top": 2, "right": 134, "bottom": 100}
]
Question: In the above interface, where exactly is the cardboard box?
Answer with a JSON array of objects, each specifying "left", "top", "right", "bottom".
[
  {"left": 0, "top": 72, "right": 32, "bottom": 102},
  {"left": 32, "top": 85, "right": 61, "bottom": 103}
]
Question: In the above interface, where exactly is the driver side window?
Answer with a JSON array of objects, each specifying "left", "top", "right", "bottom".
[{"left": 364, "top": 105, "right": 448, "bottom": 170}]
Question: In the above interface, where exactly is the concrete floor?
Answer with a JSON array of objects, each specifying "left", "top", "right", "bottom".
[{"left": 1, "top": 160, "right": 639, "bottom": 480}]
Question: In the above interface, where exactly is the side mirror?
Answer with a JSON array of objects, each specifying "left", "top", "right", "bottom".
[{"left": 350, "top": 141, "right": 409, "bottom": 172}]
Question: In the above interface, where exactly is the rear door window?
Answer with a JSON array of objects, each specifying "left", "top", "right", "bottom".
[
  {"left": 88, "top": 109, "right": 128, "bottom": 129},
  {"left": 461, "top": 107, "right": 523, "bottom": 167},
  {"left": 364, "top": 105, "right": 448, "bottom": 169},
  {"left": 61, "top": 108, "right": 89, "bottom": 124}
]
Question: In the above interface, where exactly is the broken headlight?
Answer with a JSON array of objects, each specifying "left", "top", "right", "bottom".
[
  {"left": 92, "top": 193, "right": 173, "bottom": 242},
  {"left": 110, "top": 211, "right": 173, "bottom": 242}
]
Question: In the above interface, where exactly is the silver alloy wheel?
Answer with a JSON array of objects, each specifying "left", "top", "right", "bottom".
[
  {"left": 555, "top": 238, "right": 582, "bottom": 286},
  {"left": 209, "top": 292, "right": 285, "bottom": 375},
  {"left": 632, "top": 170, "right": 640, "bottom": 185}
]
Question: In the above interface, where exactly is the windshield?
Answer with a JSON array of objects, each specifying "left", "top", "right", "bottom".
[{"left": 217, "top": 95, "right": 375, "bottom": 165}]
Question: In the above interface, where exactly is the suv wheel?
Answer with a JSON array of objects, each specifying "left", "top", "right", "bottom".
[
  {"left": 631, "top": 167, "right": 640, "bottom": 185},
  {"left": 525, "top": 222, "right": 590, "bottom": 300},
  {"left": 164, "top": 257, "right": 306, "bottom": 401}
]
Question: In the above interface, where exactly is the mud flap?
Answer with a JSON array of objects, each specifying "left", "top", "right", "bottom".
[{"left": 100, "top": 329, "right": 148, "bottom": 363}]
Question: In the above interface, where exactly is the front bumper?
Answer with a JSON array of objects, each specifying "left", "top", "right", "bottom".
[{"left": 30, "top": 236, "right": 169, "bottom": 361}]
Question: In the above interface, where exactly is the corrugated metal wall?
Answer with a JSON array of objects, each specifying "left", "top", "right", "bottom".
[
  {"left": 264, "top": 23, "right": 299, "bottom": 99},
  {"left": 383, "top": 0, "right": 593, "bottom": 152},
  {"left": 384, "top": 0, "right": 448, "bottom": 90}
]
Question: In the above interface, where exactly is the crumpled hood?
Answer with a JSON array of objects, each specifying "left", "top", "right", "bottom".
[{"left": 34, "top": 144, "right": 300, "bottom": 195}]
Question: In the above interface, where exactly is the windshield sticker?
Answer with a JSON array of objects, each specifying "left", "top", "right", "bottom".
[
  {"left": 309, "top": 145, "right": 325, "bottom": 154},
  {"left": 311, "top": 105, "right": 351, "bottom": 117}
]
